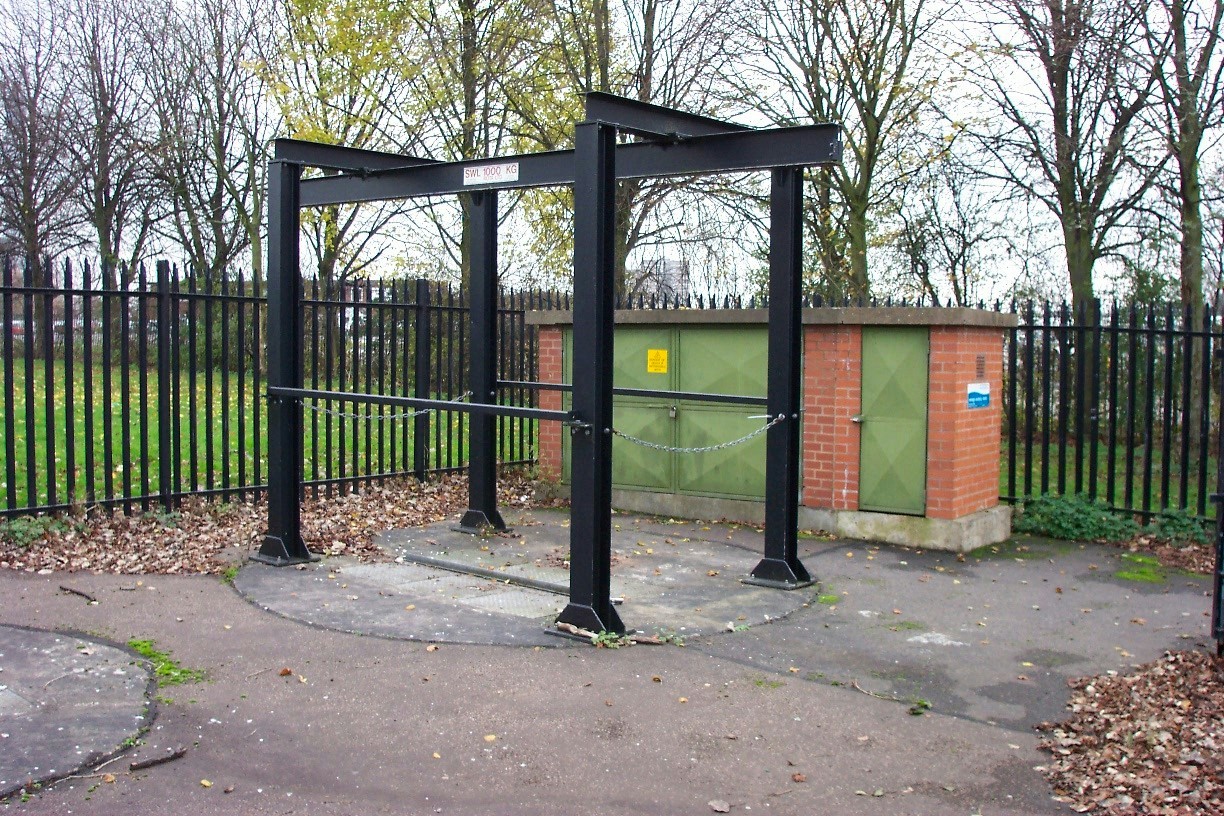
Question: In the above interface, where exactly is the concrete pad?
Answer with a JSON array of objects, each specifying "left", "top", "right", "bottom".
[
  {"left": 236, "top": 507, "right": 815, "bottom": 645},
  {"left": 0, "top": 625, "right": 152, "bottom": 798}
]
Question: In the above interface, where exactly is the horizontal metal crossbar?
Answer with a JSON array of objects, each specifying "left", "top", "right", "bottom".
[
  {"left": 584, "top": 92, "right": 752, "bottom": 136},
  {"left": 274, "top": 138, "right": 438, "bottom": 172},
  {"left": 497, "top": 380, "right": 767, "bottom": 406},
  {"left": 299, "top": 124, "right": 842, "bottom": 206},
  {"left": 266, "top": 386, "right": 573, "bottom": 422}
]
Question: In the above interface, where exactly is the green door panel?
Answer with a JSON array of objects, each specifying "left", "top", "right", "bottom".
[
  {"left": 675, "top": 405, "right": 768, "bottom": 498},
  {"left": 677, "top": 327, "right": 768, "bottom": 397},
  {"left": 613, "top": 327, "right": 674, "bottom": 392},
  {"left": 612, "top": 404, "right": 674, "bottom": 490},
  {"left": 858, "top": 327, "right": 928, "bottom": 514}
]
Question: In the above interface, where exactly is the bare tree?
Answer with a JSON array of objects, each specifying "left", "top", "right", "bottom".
[
  {"left": 0, "top": 0, "right": 80, "bottom": 275},
  {"left": 384, "top": 0, "right": 536, "bottom": 288},
  {"left": 140, "top": 0, "right": 273, "bottom": 291},
  {"left": 1143, "top": 0, "right": 1224, "bottom": 314},
  {"left": 506, "top": 0, "right": 744, "bottom": 293},
  {"left": 260, "top": 0, "right": 410, "bottom": 293},
  {"left": 732, "top": 0, "right": 942, "bottom": 300},
  {"left": 56, "top": 0, "right": 162, "bottom": 287},
  {"left": 964, "top": 0, "right": 1165, "bottom": 311},
  {"left": 889, "top": 155, "right": 1009, "bottom": 306}
]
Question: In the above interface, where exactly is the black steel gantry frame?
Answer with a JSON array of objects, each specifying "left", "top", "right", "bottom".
[{"left": 257, "top": 93, "right": 843, "bottom": 634}]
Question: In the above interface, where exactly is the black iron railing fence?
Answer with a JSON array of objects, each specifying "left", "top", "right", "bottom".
[
  {"left": 0, "top": 258, "right": 554, "bottom": 517},
  {"left": 1003, "top": 299, "right": 1222, "bottom": 522},
  {"left": 1, "top": 256, "right": 1221, "bottom": 523}
]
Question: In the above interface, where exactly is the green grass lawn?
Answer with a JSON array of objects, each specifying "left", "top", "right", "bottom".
[{"left": 0, "top": 361, "right": 537, "bottom": 511}]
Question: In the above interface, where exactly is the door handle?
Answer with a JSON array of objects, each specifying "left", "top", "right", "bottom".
[{"left": 850, "top": 414, "right": 865, "bottom": 424}]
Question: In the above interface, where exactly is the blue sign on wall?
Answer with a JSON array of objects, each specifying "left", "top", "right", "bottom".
[{"left": 967, "top": 382, "right": 990, "bottom": 409}]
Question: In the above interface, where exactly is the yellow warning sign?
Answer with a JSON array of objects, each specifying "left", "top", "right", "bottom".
[{"left": 646, "top": 348, "right": 668, "bottom": 374}]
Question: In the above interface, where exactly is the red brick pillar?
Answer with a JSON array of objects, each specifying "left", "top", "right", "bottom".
[
  {"left": 925, "top": 326, "right": 1004, "bottom": 519},
  {"left": 537, "top": 326, "right": 564, "bottom": 480},
  {"left": 802, "top": 324, "right": 861, "bottom": 511}
]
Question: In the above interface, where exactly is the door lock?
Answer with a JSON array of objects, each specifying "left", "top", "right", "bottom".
[
  {"left": 850, "top": 414, "right": 865, "bottom": 424},
  {"left": 669, "top": 405, "right": 677, "bottom": 419}
]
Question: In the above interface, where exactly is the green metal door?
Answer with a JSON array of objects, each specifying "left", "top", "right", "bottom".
[
  {"left": 675, "top": 327, "right": 769, "bottom": 498},
  {"left": 560, "top": 325, "right": 770, "bottom": 500},
  {"left": 858, "top": 327, "right": 928, "bottom": 514},
  {"left": 610, "top": 327, "right": 674, "bottom": 490}
]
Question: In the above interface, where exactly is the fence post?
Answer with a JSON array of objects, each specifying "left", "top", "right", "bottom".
[
  {"left": 1213, "top": 334, "right": 1224, "bottom": 655},
  {"left": 413, "top": 278, "right": 430, "bottom": 481},
  {"left": 156, "top": 260, "right": 174, "bottom": 512}
]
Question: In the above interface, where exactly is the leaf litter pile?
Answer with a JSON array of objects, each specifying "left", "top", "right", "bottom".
[
  {"left": 1036, "top": 649, "right": 1224, "bottom": 815},
  {"left": 0, "top": 468, "right": 550, "bottom": 575}
]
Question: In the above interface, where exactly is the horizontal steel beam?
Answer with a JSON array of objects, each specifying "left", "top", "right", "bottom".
[
  {"left": 274, "top": 138, "right": 438, "bottom": 172},
  {"left": 497, "top": 380, "right": 768, "bottom": 406},
  {"left": 267, "top": 386, "right": 572, "bottom": 422},
  {"left": 299, "top": 124, "right": 842, "bottom": 206},
  {"left": 584, "top": 92, "right": 751, "bottom": 136}
]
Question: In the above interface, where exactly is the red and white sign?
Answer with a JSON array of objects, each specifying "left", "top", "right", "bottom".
[{"left": 462, "top": 162, "right": 520, "bottom": 186}]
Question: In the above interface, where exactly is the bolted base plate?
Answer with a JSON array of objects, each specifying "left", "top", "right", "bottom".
[
  {"left": 745, "top": 556, "right": 814, "bottom": 589},
  {"left": 252, "top": 535, "right": 321, "bottom": 567},
  {"left": 556, "top": 602, "right": 624, "bottom": 635},
  {"left": 740, "top": 575, "right": 817, "bottom": 591},
  {"left": 454, "top": 508, "right": 509, "bottom": 536}
]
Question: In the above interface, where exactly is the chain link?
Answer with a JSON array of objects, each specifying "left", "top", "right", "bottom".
[
  {"left": 302, "top": 391, "right": 472, "bottom": 421},
  {"left": 611, "top": 413, "right": 786, "bottom": 454}
]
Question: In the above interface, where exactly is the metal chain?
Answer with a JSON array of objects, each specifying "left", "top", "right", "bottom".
[
  {"left": 302, "top": 391, "right": 472, "bottom": 421},
  {"left": 611, "top": 413, "right": 786, "bottom": 454}
]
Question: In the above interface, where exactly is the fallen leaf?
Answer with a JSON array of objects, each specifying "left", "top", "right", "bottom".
[
  {"left": 679, "top": 697, "right": 688, "bottom": 703},
  {"left": 223, "top": 785, "right": 234, "bottom": 794},
  {"left": 200, "top": 779, "right": 213, "bottom": 788},
  {"left": 708, "top": 800, "right": 731, "bottom": 813},
  {"left": 102, "top": 773, "right": 116, "bottom": 783},
  {"left": 426, "top": 644, "right": 439, "bottom": 652},
  {"left": 279, "top": 668, "right": 292, "bottom": 677},
  {"left": 792, "top": 772, "right": 807, "bottom": 783},
  {"left": 484, "top": 734, "right": 497, "bottom": 743}
]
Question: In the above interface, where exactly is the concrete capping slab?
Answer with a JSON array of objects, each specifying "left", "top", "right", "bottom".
[
  {"left": 800, "top": 505, "right": 1014, "bottom": 553},
  {"left": 525, "top": 307, "right": 1017, "bottom": 328}
]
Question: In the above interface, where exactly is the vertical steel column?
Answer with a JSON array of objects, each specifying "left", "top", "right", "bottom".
[
  {"left": 459, "top": 190, "right": 507, "bottom": 533},
  {"left": 747, "top": 167, "right": 814, "bottom": 589},
  {"left": 256, "top": 160, "right": 318, "bottom": 565},
  {"left": 557, "top": 122, "right": 625, "bottom": 634}
]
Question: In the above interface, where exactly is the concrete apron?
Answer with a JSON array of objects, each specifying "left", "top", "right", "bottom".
[
  {"left": 235, "top": 508, "right": 816, "bottom": 647},
  {"left": 0, "top": 626, "right": 152, "bottom": 799}
]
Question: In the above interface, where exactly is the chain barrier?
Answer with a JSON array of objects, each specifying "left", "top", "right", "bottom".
[
  {"left": 302, "top": 391, "right": 472, "bottom": 421},
  {"left": 611, "top": 413, "right": 786, "bottom": 454}
]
